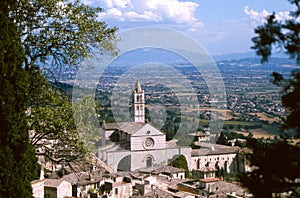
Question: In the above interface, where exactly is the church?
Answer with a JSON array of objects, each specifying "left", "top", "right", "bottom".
[{"left": 97, "top": 80, "right": 191, "bottom": 172}]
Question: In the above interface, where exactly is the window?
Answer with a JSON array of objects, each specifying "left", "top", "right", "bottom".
[
  {"left": 146, "top": 156, "right": 152, "bottom": 167},
  {"left": 115, "top": 188, "right": 118, "bottom": 194}
]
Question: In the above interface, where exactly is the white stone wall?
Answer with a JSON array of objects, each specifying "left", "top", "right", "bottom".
[
  {"left": 107, "top": 147, "right": 191, "bottom": 172},
  {"left": 105, "top": 130, "right": 115, "bottom": 140},
  {"left": 111, "top": 183, "right": 133, "bottom": 198},
  {"left": 191, "top": 153, "right": 238, "bottom": 173},
  {"left": 172, "top": 172, "right": 185, "bottom": 180},
  {"left": 130, "top": 135, "right": 166, "bottom": 151},
  {"left": 57, "top": 180, "right": 72, "bottom": 198},
  {"left": 31, "top": 180, "right": 44, "bottom": 198}
]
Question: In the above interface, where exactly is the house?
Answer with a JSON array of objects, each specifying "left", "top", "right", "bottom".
[
  {"left": 137, "top": 165, "right": 186, "bottom": 180},
  {"left": 188, "top": 131, "right": 211, "bottom": 142},
  {"left": 63, "top": 172, "right": 104, "bottom": 197},
  {"left": 152, "top": 165, "right": 186, "bottom": 180},
  {"left": 31, "top": 167, "right": 45, "bottom": 198},
  {"left": 100, "top": 176, "right": 133, "bottom": 198},
  {"left": 44, "top": 178, "right": 72, "bottom": 198},
  {"left": 31, "top": 179, "right": 44, "bottom": 198}
]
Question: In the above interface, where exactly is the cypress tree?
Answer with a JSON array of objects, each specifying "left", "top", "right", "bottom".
[{"left": 0, "top": 0, "right": 37, "bottom": 197}]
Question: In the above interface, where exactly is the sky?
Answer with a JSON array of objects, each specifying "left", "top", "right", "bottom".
[{"left": 84, "top": 0, "right": 295, "bottom": 55}]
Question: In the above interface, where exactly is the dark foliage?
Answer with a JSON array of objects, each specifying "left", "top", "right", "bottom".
[
  {"left": 216, "top": 132, "right": 228, "bottom": 145},
  {"left": 170, "top": 155, "right": 190, "bottom": 178},
  {"left": 240, "top": 141, "right": 300, "bottom": 197},
  {"left": 241, "top": 1, "right": 300, "bottom": 196},
  {"left": 0, "top": 1, "right": 37, "bottom": 196}
]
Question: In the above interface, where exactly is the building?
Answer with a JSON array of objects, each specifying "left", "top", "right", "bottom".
[
  {"left": 44, "top": 178, "right": 72, "bottom": 198},
  {"left": 31, "top": 179, "right": 44, "bottom": 198},
  {"left": 98, "top": 80, "right": 191, "bottom": 172},
  {"left": 191, "top": 142, "right": 241, "bottom": 174},
  {"left": 188, "top": 131, "right": 211, "bottom": 142}
]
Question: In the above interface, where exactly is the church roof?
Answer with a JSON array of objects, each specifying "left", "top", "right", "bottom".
[
  {"left": 103, "top": 122, "right": 164, "bottom": 136},
  {"left": 103, "top": 122, "right": 146, "bottom": 134}
]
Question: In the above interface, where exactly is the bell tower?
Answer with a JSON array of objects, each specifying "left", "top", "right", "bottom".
[{"left": 133, "top": 80, "right": 145, "bottom": 123}]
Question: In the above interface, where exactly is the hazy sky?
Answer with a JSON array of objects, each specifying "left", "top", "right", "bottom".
[{"left": 86, "top": 0, "right": 294, "bottom": 55}]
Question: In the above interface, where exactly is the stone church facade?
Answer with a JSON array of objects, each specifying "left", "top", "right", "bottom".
[{"left": 97, "top": 80, "right": 191, "bottom": 172}]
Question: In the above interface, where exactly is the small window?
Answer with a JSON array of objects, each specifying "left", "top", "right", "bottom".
[
  {"left": 147, "top": 130, "right": 150, "bottom": 134},
  {"left": 115, "top": 188, "right": 118, "bottom": 194}
]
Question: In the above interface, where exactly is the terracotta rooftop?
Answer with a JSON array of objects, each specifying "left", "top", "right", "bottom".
[
  {"left": 44, "top": 178, "right": 65, "bottom": 188},
  {"left": 137, "top": 165, "right": 185, "bottom": 175},
  {"left": 152, "top": 165, "right": 185, "bottom": 174},
  {"left": 199, "top": 177, "right": 221, "bottom": 183}
]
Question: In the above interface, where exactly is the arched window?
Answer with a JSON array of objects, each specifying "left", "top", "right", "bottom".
[
  {"left": 146, "top": 156, "right": 152, "bottom": 167},
  {"left": 197, "top": 159, "right": 201, "bottom": 169},
  {"left": 224, "top": 161, "right": 229, "bottom": 173}
]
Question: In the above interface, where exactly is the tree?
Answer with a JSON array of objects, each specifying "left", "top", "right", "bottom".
[
  {"left": 216, "top": 132, "right": 228, "bottom": 145},
  {"left": 241, "top": 1, "right": 300, "bottom": 196},
  {"left": 240, "top": 141, "right": 300, "bottom": 197},
  {"left": 251, "top": 0, "right": 300, "bottom": 137},
  {"left": 170, "top": 155, "right": 190, "bottom": 177},
  {"left": 28, "top": 69, "right": 89, "bottom": 169},
  {"left": 1, "top": 0, "right": 116, "bottom": 195},
  {"left": 11, "top": 0, "right": 117, "bottom": 171},
  {"left": 10, "top": 0, "right": 117, "bottom": 71},
  {"left": 0, "top": 0, "right": 37, "bottom": 196}
]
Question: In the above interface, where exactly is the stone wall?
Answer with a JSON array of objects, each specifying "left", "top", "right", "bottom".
[
  {"left": 191, "top": 153, "right": 238, "bottom": 173},
  {"left": 31, "top": 179, "right": 44, "bottom": 198}
]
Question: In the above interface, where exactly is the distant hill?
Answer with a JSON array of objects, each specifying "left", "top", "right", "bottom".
[
  {"left": 213, "top": 52, "right": 256, "bottom": 61},
  {"left": 212, "top": 51, "right": 288, "bottom": 62},
  {"left": 112, "top": 48, "right": 290, "bottom": 64}
]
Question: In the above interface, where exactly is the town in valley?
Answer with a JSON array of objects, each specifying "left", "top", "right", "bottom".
[{"left": 31, "top": 55, "right": 300, "bottom": 198}]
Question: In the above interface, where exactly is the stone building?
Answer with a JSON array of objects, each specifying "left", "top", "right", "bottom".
[
  {"left": 191, "top": 142, "right": 241, "bottom": 174},
  {"left": 98, "top": 80, "right": 191, "bottom": 172},
  {"left": 44, "top": 178, "right": 72, "bottom": 198}
]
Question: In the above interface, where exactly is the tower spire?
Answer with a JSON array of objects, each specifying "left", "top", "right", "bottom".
[{"left": 135, "top": 79, "right": 142, "bottom": 93}]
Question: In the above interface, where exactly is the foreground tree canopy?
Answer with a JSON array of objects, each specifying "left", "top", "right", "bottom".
[
  {"left": 11, "top": 0, "right": 117, "bottom": 70},
  {"left": 15, "top": 0, "right": 117, "bottom": 165},
  {"left": 240, "top": 140, "right": 300, "bottom": 197},
  {"left": 0, "top": 0, "right": 37, "bottom": 196},
  {"left": 1, "top": 0, "right": 117, "bottom": 196},
  {"left": 252, "top": 0, "right": 300, "bottom": 137},
  {"left": 241, "top": 0, "right": 300, "bottom": 197}
]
